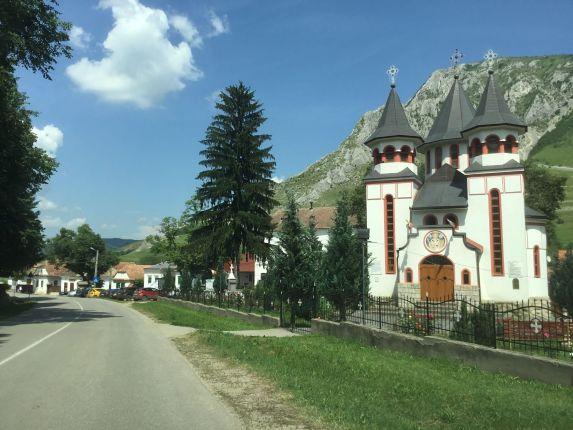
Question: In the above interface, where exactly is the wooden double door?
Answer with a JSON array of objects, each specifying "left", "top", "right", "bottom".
[{"left": 419, "top": 259, "right": 454, "bottom": 301}]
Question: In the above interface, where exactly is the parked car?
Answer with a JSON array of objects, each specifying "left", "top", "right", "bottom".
[
  {"left": 86, "top": 288, "right": 103, "bottom": 298},
  {"left": 133, "top": 288, "right": 159, "bottom": 301},
  {"left": 99, "top": 289, "right": 110, "bottom": 298},
  {"left": 75, "top": 287, "right": 90, "bottom": 297},
  {"left": 109, "top": 289, "right": 121, "bottom": 299},
  {"left": 59, "top": 290, "right": 68, "bottom": 296},
  {"left": 68, "top": 290, "right": 77, "bottom": 297},
  {"left": 116, "top": 287, "right": 136, "bottom": 301}
]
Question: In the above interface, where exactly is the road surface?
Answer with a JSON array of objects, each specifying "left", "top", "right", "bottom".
[{"left": 0, "top": 295, "right": 241, "bottom": 430}]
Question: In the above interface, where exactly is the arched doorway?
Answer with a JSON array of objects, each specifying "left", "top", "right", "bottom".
[{"left": 419, "top": 255, "right": 454, "bottom": 300}]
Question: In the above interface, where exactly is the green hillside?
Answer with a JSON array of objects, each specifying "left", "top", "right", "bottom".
[
  {"left": 529, "top": 112, "right": 573, "bottom": 167},
  {"left": 118, "top": 248, "right": 161, "bottom": 265}
]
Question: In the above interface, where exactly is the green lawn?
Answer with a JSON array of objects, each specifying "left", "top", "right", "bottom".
[
  {"left": 197, "top": 332, "right": 573, "bottom": 429},
  {"left": 0, "top": 298, "right": 34, "bottom": 320},
  {"left": 132, "top": 301, "right": 264, "bottom": 331}
]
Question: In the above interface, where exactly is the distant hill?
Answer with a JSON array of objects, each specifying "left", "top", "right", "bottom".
[
  {"left": 103, "top": 238, "right": 140, "bottom": 251},
  {"left": 103, "top": 238, "right": 161, "bottom": 265}
]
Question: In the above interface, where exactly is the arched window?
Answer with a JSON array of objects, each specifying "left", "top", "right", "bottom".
[
  {"left": 512, "top": 278, "right": 520, "bottom": 290},
  {"left": 423, "top": 214, "right": 438, "bottom": 226},
  {"left": 443, "top": 213, "right": 459, "bottom": 228},
  {"left": 384, "top": 146, "right": 396, "bottom": 163},
  {"left": 405, "top": 268, "right": 413, "bottom": 283},
  {"left": 486, "top": 135, "right": 500, "bottom": 154},
  {"left": 506, "top": 135, "right": 517, "bottom": 154},
  {"left": 384, "top": 195, "right": 396, "bottom": 274},
  {"left": 462, "top": 269, "right": 471, "bottom": 285},
  {"left": 372, "top": 148, "right": 380, "bottom": 164},
  {"left": 533, "top": 246, "right": 541, "bottom": 278},
  {"left": 425, "top": 152, "right": 431, "bottom": 174},
  {"left": 471, "top": 138, "right": 482, "bottom": 157},
  {"left": 449, "top": 144, "right": 459, "bottom": 169},
  {"left": 435, "top": 147, "right": 442, "bottom": 170},
  {"left": 489, "top": 189, "right": 504, "bottom": 276},
  {"left": 400, "top": 145, "right": 411, "bottom": 162}
]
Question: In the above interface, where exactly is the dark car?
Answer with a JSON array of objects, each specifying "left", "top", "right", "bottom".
[
  {"left": 75, "top": 287, "right": 90, "bottom": 297},
  {"left": 116, "top": 287, "right": 136, "bottom": 301},
  {"left": 109, "top": 289, "right": 121, "bottom": 299},
  {"left": 133, "top": 288, "right": 159, "bottom": 301}
]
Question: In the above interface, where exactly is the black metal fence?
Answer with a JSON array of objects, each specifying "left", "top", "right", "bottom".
[{"left": 317, "top": 295, "right": 573, "bottom": 361}]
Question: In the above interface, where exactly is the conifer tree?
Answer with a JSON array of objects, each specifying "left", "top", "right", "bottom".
[
  {"left": 321, "top": 198, "right": 363, "bottom": 321},
  {"left": 549, "top": 248, "right": 573, "bottom": 313},
  {"left": 193, "top": 82, "right": 276, "bottom": 286}
]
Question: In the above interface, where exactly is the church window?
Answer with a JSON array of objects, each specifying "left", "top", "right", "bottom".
[
  {"left": 400, "top": 145, "right": 410, "bottom": 162},
  {"left": 449, "top": 144, "right": 459, "bottom": 168},
  {"left": 462, "top": 269, "right": 471, "bottom": 285},
  {"left": 486, "top": 135, "right": 500, "bottom": 154},
  {"left": 506, "top": 135, "right": 517, "bottom": 154},
  {"left": 443, "top": 213, "right": 459, "bottom": 228},
  {"left": 435, "top": 147, "right": 442, "bottom": 169},
  {"left": 384, "top": 146, "right": 396, "bottom": 163},
  {"left": 425, "top": 152, "right": 431, "bottom": 173},
  {"left": 533, "top": 246, "right": 541, "bottom": 278},
  {"left": 489, "top": 189, "right": 504, "bottom": 276},
  {"left": 423, "top": 214, "right": 438, "bottom": 226},
  {"left": 471, "top": 138, "right": 482, "bottom": 157},
  {"left": 405, "top": 268, "right": 413, "bottom": 283},
  {"left": 384, "top": 195, "right": 396, "bottom": 274},
  {"left": 512, "top": 278, "right": 520, "bottom": 290},
  {"left": 372, "top": 148, "right": 379, "bottom": 164}
]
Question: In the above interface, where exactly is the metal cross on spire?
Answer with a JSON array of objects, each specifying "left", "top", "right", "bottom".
[
  {"left": 484, "top": 49, "right": 498, "bottom": 71},
  {"left": 450, "top": 49, "right": 464, "bottom": 70},
  {"left": 387, "top": 65, "right": 399, "bottom": 86}
]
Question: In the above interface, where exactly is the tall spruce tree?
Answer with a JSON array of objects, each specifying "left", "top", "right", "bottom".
[
  {"left": 193, "top": 83, "right": 276, "bottom": 285},
  {"left": 549, "top": 248, "right": 573, "bottom": 313},
  {"left": 321, "top": 197, "right": 363, "bottom": 321}
]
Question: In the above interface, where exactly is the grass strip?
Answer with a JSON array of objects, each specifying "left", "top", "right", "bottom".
[
  {"left": 0, "top": 298, "right": 34, "bottom": 320},
  {"left": 197, "top": 331, "right": 573, "bottom": 429},
  {"left": 133, "top": 301, "right": 264, "bottom": 331}
]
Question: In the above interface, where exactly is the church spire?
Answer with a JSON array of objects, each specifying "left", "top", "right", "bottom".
[
  {"left": 462, "top": 50, "right": 526, "bottom": 134},
  {"left": 364, "top": 65, "right": 422, "bottom": 146}
]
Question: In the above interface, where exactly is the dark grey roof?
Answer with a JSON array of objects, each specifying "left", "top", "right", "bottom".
[
  {"left": 363, "top": 167, "right": 421, "bottom": 183},
  {"left": 525, "top": 206, "right": 548, "bottom": 220},
  {"left": 364, "top": 86, "right": 423, "bottom": 146},
  {"left": 425, "top": 77, "right": 475, "bottom": 144},
  {"left": 464, "top": 159, "right": 523, "bottom": 173},
  {"left": 462, "top": 71, "right": 526, "bottom": 133},
  {"left": 412, "top": 164, "right": 468, "bottom": 210}
]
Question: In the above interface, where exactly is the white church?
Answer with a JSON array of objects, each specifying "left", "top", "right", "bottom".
[{"left": 365, "top": 55, "right": 548, "bottom": 302}]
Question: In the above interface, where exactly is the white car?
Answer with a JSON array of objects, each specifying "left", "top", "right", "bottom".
[{"left": 68, "top": 290, "right": 77, "bottom": 297}]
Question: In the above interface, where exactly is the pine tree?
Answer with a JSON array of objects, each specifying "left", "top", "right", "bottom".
[
  {"left": 193, "top": 82, "right": 276, "bottom": 286},
  {"left": 304, "top": 214, "right": 324, "bottom": 317},
  {"left": 212, "top": 258, "right": 228, "bottom": 304},
  {"left": 321, "top": 197, "right": 363, "bottom": 321},
  {"left": 549, "top": 248, "right": 573, "bottom": 313}
]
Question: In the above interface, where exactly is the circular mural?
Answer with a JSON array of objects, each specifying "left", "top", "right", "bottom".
[{"left": 423, "top": 230, "right": 447, "bottom": 254}]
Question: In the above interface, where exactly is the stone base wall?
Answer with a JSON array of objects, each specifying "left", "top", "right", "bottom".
[
  {"left": 396, "top": 283, "right": 480, "bottom": 302},
  {"left": 312, "top": 318, "right": 573, "bottom": 387},
  {"left": 158, "top": 297, "right": 280, "bottom": 328}
]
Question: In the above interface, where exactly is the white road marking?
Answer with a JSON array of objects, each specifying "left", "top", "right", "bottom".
[{"left": 0, "top": 300, "right": 84, "bottom": 367}]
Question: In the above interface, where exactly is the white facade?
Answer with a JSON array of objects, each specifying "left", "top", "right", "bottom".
[{"left": 144, "top": 263, "right": 180, "bottom": 289}]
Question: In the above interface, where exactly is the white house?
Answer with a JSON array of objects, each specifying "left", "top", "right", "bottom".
[
  {"left": 30, "top": 262, "right": 82, "bottom": 295},
  {"left": 102, "top": 262, "right": 149, "bottom": 290},
  {"left": 364, "top": 62, "right": 548, "bottom": 302},
  {"left": 144, "top": 262, "right": 181, "bottom": 289}
]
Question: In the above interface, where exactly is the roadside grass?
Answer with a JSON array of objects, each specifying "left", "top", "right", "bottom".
[
  {"left": 132, "top": 301, "right": 264, "bottom": 331},
  {"left": 0, "top": 298, "right": 34, "bottom": 320},
  {"left": 196, "top": 332, "right": 573, "bottom": 429}
]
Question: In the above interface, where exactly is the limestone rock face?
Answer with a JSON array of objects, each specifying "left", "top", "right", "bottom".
[{"left": 276, "top": 55, "right": 573, "bottom": 206}]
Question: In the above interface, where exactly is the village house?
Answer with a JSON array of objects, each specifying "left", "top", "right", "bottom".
[
  {"left": 102, "top": 262, "right": 149, "bottom": 290},
  {"left": 30, "top": 261, "right": 82, "bottom": 295},
  {"left": 143, "top": 262, "right": 181, "bottom": 289}
]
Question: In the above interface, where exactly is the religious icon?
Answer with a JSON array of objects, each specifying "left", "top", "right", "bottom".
[{"left": 423, "top": 230, "right": 447, "bottom": 253}]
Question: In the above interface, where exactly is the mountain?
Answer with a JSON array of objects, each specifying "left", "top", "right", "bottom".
[
  {"left": 103, "top": 238, "right": 140, "bottom": 251},
  {"left": 275, "top": 55, "right": 573, "bottom": 206}
]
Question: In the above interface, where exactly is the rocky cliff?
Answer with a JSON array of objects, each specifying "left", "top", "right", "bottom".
[{"left": 275, "top": 55, "right": 573, "bottom": 206}]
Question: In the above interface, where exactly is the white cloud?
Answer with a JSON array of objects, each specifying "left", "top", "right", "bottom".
[
  {"left": 42, "top": 216, "right": 63, "bottom": 228},
  {"left": 170, "top": 15, "right": 202, "bottom": 47},
  {"left": 32, "top": 125, "right": 64, "bottom": 156},
  {"left": 65, "top": 218, "right": 87, "bottom": 229},
  {"left": 272, "top": 176, "right": 285, "bottom": 184},
  {"left": 101, "top": 223, "right": 118, "bottom": 230},
  {"left": 208, "top": 11, "right": 229, "bottom": 37},
  {"left": 137, "top": 224, "right": 159, "bottom": 239},
  {"left": 205, "top": 89, "right": 221, "bottom": 108},
  {"left": 38, "top": 196, "right": 58, "bottom": 211},
  {"left": 66, "top": 0, "right": 203, "bottom": 108},
  {"left": 70, "top": 26, "right": 92, "bottom": 49}
]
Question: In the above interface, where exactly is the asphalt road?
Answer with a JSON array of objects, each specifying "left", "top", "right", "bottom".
[{"left": 0, "top": 295, "right": 241, "bottom": 430}]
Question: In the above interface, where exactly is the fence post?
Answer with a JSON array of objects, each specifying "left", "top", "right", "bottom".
[
  {"left": 425, "top": 292, "right": 430, "bottom": 336},
  {"left": 378, "top": 297, "right": 382, "bottom": 330},
  {"left": 491, "top": 302, "right": 497, "bottom": 348}
]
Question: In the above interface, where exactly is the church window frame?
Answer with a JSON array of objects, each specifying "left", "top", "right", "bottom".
[
  {"left": 423, "top": 214, "right": 438, "bottom": 226},
  {"left": 449, "top": 144, "right": 459, "bottom": 169},
  {"left": 372, "top": 148, "right": 380, "bottom": 164},
  {"left": 384, "top": 195, "right": 396, "bottom": 274},
  {"left": 435, "top": 147, "right": 442, "bottom": 170},
  {"left": 471, "top": 138, "right": 482, "bottom": 157},
  {"left": 383, "top": 146, "right": 396, "bottom": 163},
  {"left": 533, "top": 245, "right": 541, "bottom": 278},
  {"left": 443, "top": 213, "right": 459, "bottom": 229},
  {"left": 425, "top": 152, "right": 431, "bottom": 174},
  {"left": 489, "top": 189, "right": 505, "bottom": 276},
  {"left": 405, "top": 268, "right": 413, "bottom": 284},
  {"left": 506, "top": 135, "right": 517, "bottom": 154},
  {"left": 462, "top": 269, "right": 471, "bottom": 286},
  {"left": 486, "top": 134, "right": 501, "bottom": 154},
  {"left": 400, "top": 145, "right": 411, "bottom": 162}
]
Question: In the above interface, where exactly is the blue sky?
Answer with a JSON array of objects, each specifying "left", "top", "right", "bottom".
[{"left": 20, "top": 0, "right": 573, "bottom": 239}]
